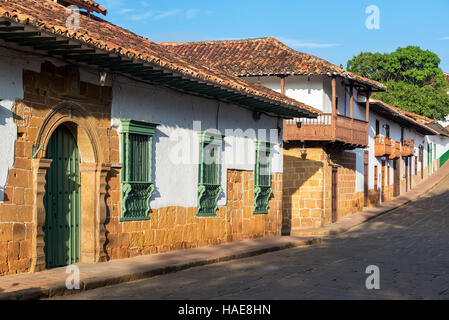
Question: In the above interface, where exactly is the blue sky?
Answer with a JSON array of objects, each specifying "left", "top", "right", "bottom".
[{"left": 99, "top": 0, "right": 449, "bottom": 71}]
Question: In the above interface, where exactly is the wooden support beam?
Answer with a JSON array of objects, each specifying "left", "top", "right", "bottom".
[
  {"left": 349, "top": 82, "right": 354, "bottom": 119},
  {"left": 331, "top": 75, "right": 337, "bottom": 116},
  {"left": 0, "top": 27, "right": 24, "bottom": 32},
  {"left": 366, "top": 89, "right": 371, "bottom": 122},
  {"left": 0, "top": 32, "right": 40, "bottom": 39},
  {"left": 35, "top": 44, "right": 82, "bottom": 50},
  {"left": 16, "top": 37, "right": 58, "bottom": 45},
  {"left": 63, "top": 53, "right": 110, "bottom": 61},
  {"left": 141, "top": 74, "right": 173, "bottom": 80},
  {"left": 80, "top": 57, "right": 122, "bottom": 65},
  {"left": 106, "top": 63, "right": 143, "bottom": 70},
  {"left": 50, "top": 49, "right": 96, "bottom": 55},
  {"left": 280, "top": 76, "right": 286, "bottom": 95}
]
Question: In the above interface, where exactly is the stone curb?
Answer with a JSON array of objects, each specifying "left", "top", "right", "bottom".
[{"left": 0, "top": 237, "right": 321, "bottom": 300}]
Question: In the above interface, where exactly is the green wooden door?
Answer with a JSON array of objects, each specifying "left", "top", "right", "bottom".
[{"left": 44, "top": 125, "right": 81, "bottom": 269}]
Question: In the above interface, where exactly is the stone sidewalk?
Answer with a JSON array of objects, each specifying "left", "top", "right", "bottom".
[
  {"left": 0, "top": 236, "right": 320, "bottom": 300},
  {"left": 1, "top": 162, "right": 448, "bottom": 300}
]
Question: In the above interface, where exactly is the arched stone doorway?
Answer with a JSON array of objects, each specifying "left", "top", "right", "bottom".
[
  {"left": 31, "top": 102, "right": 110, "bottom": 272},
  {"left": 44, "top": 123, "right": 81, "bottom": 269}
]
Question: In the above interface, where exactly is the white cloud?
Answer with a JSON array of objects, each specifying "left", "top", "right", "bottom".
[
  {"left": 186, "top": 9, "right": 200, "bottom": 19},
  {"left": 154, "top": 9, "right": 181, "bottom": 20},
  {"left": 129, "top": 11, "right": 153, "bottom": 21},
  {"left": 118, "top": 8, "right": 135, "bottom": 14},
  {"left": 438, "top": 37, "right": 449, "bottom": 40},
  {"left": 279, "top": 37, "right": 341, "bottom": 49},
  {"left": 117, "top": 6, "right": 212, "bottom": 22}
]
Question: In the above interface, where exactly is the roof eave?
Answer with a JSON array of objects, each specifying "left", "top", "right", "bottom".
[{"left": 0, "top": 17, "right": 319, "bottom": 119}]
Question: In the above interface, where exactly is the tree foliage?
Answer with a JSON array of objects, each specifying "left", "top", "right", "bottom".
[{"left": 347, "top": 46, "right": 449, "bottom": 120}]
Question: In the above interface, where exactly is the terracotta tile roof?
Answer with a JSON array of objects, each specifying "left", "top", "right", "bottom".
[
  {"left": 370, "top": 99, "right": 438, "bottom": 136},
  {"left": 445, "top": 72, "right": 449, "bottom": 85},
  {"left": 62, "top": 0, "right": 107, "bottom": 15},
  {"left": 396, "top": 107, "right": 449, "bottom": 136},
  {"left": 0, "top": 0, "right": 320, "bottom": 118},
  {"left": 162, "top": 37, "right": 386, "bottom": 91},
  {"left": 426, "top": 122, "right": 449, "bottom": 137}
]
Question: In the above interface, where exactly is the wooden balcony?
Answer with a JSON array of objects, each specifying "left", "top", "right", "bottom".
[
  {"left": 375, "top": 135, "right": 392, "bottom": 157},
  {"left": 401, "top": 139, "right": 414, "bottom": 157},
  {"left": 284, "top": 114, "right": 369, "bottom": 149},
  {"left": 389, "top": 140, "right": 401, "bottom": 159}
]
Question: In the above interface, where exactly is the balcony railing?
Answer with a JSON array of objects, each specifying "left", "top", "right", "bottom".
[
  {"left": 375, "top": 135, "right": 392, "bottom": 157},
  {"left": 401, "top": 139, "right": 414, "bottom": 157},
  {"left": 389, "top": 140, "right": 401, "bottom": 159},
  {"left": 284, "top": 114, "right": 369, "bottom": 148}
]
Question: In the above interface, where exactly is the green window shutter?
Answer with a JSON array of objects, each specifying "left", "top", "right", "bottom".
[
  {"left": 120, "top": 119, "right": 159, "bottom": 222},
  {"left": 197, "top": 132, "right": 223, "bottom": 217},
  {"left": 254, "top": 141, "right": 273, "bottom": 214}
]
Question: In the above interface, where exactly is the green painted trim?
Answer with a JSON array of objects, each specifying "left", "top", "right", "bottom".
[
  {"left": 119, "top": 216, "right": 151, "bottom": 222},
  {"left": 254, "top": 140, "right": 273, "bottom": 214},
  {"left": 121, "top": 118, "right": 159, "bottom": 136},
  {"left": 440, "top": 149, "right": 449, "bottom": 168},
  {"left": 44, "top": 125, "right": 81, "bottom": 268},
  {"left": 197, "top": 131, "right": 223, "bottom": 217},
  {"left": 120, "top": 119, "right": 159, "bottom": 222},
  {"left": 197, "top": 131, "right": 224, "bottom": 146}
]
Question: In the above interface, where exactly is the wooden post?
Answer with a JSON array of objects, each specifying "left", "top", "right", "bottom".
[
  {"left": 331, "top": 76, "right": 337, "bottom": 116},
  {"left": 349, "top": 82, "right": 354, "bottom": 119},
  {"left": 280, "top": 76, "right": 286, "bottom": 95},
  {"left": 331, "top": 76, "right": 337, "bottom": 141},
  {"left": 365, "top": 89, "right": 371, "bottom": 122}
]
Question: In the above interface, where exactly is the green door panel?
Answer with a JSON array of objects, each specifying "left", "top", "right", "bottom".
[{"left": 44, "top": 125, "right": 81, "bottom": 269}]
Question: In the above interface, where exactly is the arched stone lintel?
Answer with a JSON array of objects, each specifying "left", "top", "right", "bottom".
[{"left": 33, "top": 102, "right": 103, "bottom": 164}]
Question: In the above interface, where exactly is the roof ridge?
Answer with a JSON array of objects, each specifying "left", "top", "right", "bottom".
[
  {"left": 163, "top": 37, "right": 358, "bottom": 77},
  {"left": 370, "top": 98, "right": 435, "bottom": 122},
  {"left": 161, "top": 37, "right": 277, "bottom": 46}
]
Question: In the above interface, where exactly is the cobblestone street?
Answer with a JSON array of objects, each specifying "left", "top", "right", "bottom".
[{"left": 54, "top": 175, "right": 449, "bottom": 300}]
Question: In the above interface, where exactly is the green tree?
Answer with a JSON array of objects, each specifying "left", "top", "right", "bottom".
[{"left": 347, "top": 46, "right": 449, "bottom": 120}]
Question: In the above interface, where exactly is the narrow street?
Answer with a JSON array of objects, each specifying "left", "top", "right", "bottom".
[{"left": 54, "top": 175, "right": 449, "bottom": 300}]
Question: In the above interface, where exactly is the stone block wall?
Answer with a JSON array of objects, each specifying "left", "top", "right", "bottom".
[
  {"left": 104, "top": 169, "right": 282, "bottom": 259},
  {"left": 282, "top": 147, "right": 329, "bottom": 232},
  {"left": 0, "top": 62, "right": 113, "bottom": 275},
  {"left": 329, "top": 150, "right": 363, "bottom": 218},
  {"left": 283, "top": 147, "right": 361, "bottom": 233}
]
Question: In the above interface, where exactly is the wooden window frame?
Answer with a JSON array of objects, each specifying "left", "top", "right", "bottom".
[
  {"left": 120, "top": 119, "right": 159, "bottom": 222},
  {"left": 197, "top": 131, "right": 223, "bottom": 217},
  {"left": 254, "top": 141, "right": 273, "bottom": 214}
]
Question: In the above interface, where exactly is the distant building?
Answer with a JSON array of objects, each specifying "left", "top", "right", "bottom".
[{"left": 164, "top": 37, "right": 449, "bottom": 233}]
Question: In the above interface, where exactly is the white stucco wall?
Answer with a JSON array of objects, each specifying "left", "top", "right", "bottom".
[
  {"left": 0, "top": 47, "right": 105, "bottom": 203},
  {"left": 367, "top": 111, "right": 428, "bottom": 199},
  {"left": 111, "top": 76, "right": 283, "bottom": 209},
  {"left": 245, "top": 75, "right": 328, "bottom": 112},
  {"left": 427, "top": 135, "right": 449, "bottom": 159},
  {"left": 0, "top": 47, "right": 47, "bottom": 203}
]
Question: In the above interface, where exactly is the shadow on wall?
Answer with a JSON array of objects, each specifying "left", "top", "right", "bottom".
[
  {"left": 0, "top": 103, "right": 17, "bottom": 202},
  {"left": 0, "top": 103, "right": 10, "bottom": 126},
  {"left": 282, "top": 154, "right": 323, "bottom": 235}
]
